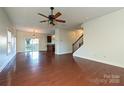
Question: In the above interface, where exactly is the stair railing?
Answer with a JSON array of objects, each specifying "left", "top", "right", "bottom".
[{"left": 72, "top": 34, "right": 83, "bottom": 53}]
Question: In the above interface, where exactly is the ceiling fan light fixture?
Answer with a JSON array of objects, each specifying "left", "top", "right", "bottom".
[
  {"left": 50, "top": 7, "right": 54, "bottom": 10},
  {"left": 38, "top": 7, "right": 66, "bottom": 26}
]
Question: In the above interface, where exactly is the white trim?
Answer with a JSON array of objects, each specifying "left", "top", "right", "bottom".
[{"left": 55, "top": 51, "right": 72, "bottom": 55}]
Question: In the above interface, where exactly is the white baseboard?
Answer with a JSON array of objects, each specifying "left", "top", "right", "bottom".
[
  {"left": 73, "top": 55, "right": 124, "bottom": 68},
  {"left": 55, "top": 51, "right": 72, "bottom": 55}
]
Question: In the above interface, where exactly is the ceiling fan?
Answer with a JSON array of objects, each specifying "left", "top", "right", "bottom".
[{"left": 38, "top": 7, "right": 66, "bottom": 25}]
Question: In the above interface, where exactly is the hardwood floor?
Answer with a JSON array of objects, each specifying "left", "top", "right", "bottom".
[{"left": 0, "top": 51, "right": 124, "bottom": 86}]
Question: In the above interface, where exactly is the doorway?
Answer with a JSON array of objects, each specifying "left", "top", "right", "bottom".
[
  {"left": 25, "top": 38, "right": 39, "bottom": 52},
  {"left": 47, "top": 35, "right": 55, "bottom": 53}
]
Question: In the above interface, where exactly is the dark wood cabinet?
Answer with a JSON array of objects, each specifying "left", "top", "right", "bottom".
[
  {"left": 47, "top": 36, "right": 52, "bottom": 43},
  {"left": 47, "top": 44, "right": 55, "bottom": 52}
]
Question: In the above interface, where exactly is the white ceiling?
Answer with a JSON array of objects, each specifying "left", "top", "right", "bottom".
[{"left": 4, "top": 7, "right": 122, "bottom": 34}]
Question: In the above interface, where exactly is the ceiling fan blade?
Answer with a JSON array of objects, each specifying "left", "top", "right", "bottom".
[
  {"left": 52, "top": 22, "right": 55, "bottom": 25},
  {"left": 55, "top": 19, "right": 66, "bottom": 23},
  {"left": 40, "top": 20, "right": 48, "bottom": 23},
  {"left": 38, "top": 13, "right": 48, "bottom": 18},
  {"left": 54, "top": 12, "right": 62, "bottom": 18}
]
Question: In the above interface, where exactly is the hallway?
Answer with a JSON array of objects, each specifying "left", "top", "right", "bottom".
[{"left": 0, "top": 52, "right": 124, "bottom": 86}]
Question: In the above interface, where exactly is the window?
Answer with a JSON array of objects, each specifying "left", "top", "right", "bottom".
[
  {"left": 7, "top": 31, "right": 12, "bottom": 54},
  {"left": 25, "top": 38, "right": 39, "bottom": 52}
]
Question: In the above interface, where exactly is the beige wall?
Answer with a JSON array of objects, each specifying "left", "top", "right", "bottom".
[
  {"left": 16, "top": 31, "right": 47, "bottom": 52},
  {"left": 0, "top": 8, "right": 16, "bottom": 72},
  {"left": 69, "top": 29, "right": 83, "bottom": 43},
  {"left": 74, "top": 9, "right": 124, "bottom": 68},
  {"left": 55, "top": 28, "right": 83, "bottom": 54}
]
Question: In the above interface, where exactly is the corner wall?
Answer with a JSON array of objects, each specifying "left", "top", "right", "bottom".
[
  {"left": 55, "top": 29, "right": 72, "bottom": 54},
  {"left": 73, "top": 9, "right": 124, "bottom": 68}
]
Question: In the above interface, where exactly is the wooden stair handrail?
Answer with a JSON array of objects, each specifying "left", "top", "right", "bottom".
[
  {"left": 72, "top": 34, "right": 84, "bottom": 52},
  {"left": 72, "top": 34, "right": 83, "bottom": 45}
]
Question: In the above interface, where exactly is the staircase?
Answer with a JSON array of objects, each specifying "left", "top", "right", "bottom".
[{"left": 72, "top": 34, "right": 83, "bottom": 53}]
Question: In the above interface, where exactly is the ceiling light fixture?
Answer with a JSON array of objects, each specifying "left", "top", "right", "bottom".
[
  {"left": 38, "top": 7, "right": 66, "bottom": 26},
  {"left": 33, "top": 29, "right": 36, "bottom": 38}
]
